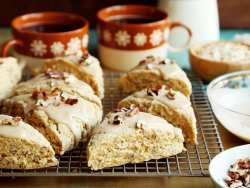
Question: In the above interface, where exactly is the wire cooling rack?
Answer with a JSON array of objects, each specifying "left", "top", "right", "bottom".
[{"left": 0, "top": 70, "right": 223, "bottom": 177}]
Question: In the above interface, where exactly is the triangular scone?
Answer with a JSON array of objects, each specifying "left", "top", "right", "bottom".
[
  {"left": 87, "top": 107, "right": 184, "bottom": 170},
  {"left": 0, "top": 115, "right": 58, "bottom": 169},
  {"left": 119, "top": 56, "right": 192, "bottom": 97},
  {"left": 118, "top": 86, "right": 197, "bottom": 144},
  {"left": 42, "top": 54, "right": 104, "bottom": 98},
  {"left": 0, "top": 57, "right": 24, "bottom": 100},
  {"left": 1, "top": 72, "right": 103, "bottom": 155}
]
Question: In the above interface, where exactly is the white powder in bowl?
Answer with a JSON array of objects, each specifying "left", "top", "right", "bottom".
[
  {"left": 194, "top": 41, "right": 250, "bottom": 63},
  {"left": 234, "top": 33, "right": 250, "bottom": 46}
]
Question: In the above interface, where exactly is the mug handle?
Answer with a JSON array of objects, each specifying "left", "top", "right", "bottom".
[
  {"left": 1, "top": 39, "right": 23, "bottom": 57},
  {"left": 168, "top": 21, "right": 192, "bottom": 52}
]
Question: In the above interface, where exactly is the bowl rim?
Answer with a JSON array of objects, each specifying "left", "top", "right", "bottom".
[
  {"left": 207, "top": 70, "right": 250, "bottom": 117},
  {"left": 189, "top": 40, "right": 250, "bottom": 65},
  {"left": 209, "top": 144, "right": 250, "bottom": 188}
]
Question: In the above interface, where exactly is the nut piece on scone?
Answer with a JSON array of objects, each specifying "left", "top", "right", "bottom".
[
  {"left": 87, "top": 107, "right": 184, "bottom": 171},
  {"left": 0, "top": 114, "right": 58, "bottom": 169},
  {"left": 119, "top": 56, "right": 192, "bottom": 97},
  {"left": 41, "top": 53, "right": 104, "bottom": 98},
  {"left": 0, "top": 57, "right": 24, "bottom": 100},
  {"left": 1, "top": 72, "right": 103, "bottom": 155},
  {"left": 118, "top": 86, "right": 197, "bottom": 144}
]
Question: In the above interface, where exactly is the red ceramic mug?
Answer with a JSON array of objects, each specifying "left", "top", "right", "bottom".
[
  {"left": 97, "top": 5, "right": 192, "bottom": 71},
  {"left": 1, "top": 12, "right": 89, "bottom": 72}
]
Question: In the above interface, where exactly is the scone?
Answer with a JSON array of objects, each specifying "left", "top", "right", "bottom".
[
  {"left": 119, "top": 56, "right": 192, "bottom": 97},
  {"left": 1, "top": 71, "right": 103, "bottom": 155},
  {"left": 0, "top": 57, "right": 23, "bottom": 100},
  {"left": 87, "top": 106, "right": 184, "bottom": 170},
  {"left": 42, "top": 53, "right": 104, "bottom": 98},
  {"left": 118, "top": 85, "right": 197, "bottom": 144},
  {"left": 0, "top": 115, "right": 58, "bottom": 169}
]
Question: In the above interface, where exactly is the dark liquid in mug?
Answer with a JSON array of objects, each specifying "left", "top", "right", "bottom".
[
  {"left": 21, "top": 22, "right": 83, "bottom": 33},
  {"left": 108, "top": 15, "right": 160, "bottom": 24}
]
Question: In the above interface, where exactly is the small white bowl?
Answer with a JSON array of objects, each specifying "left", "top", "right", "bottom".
[
  {"left": 209, "top": 144, "right": 250, "bottom": 188},
  {"left": 207, "top": 70, "right": 250, "bottom": 142}
]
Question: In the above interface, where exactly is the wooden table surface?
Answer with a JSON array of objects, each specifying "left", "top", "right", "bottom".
[{"left": 0, "top": 29, "right": 247, "bottom": 188}]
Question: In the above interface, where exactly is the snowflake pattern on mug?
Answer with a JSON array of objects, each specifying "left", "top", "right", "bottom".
[
  {"left": 82, "top": 34, "right": 89, "bottom": 48},
  {"left": 103, "top": 29, "right": 112, "bottom": 42},
  {"left": 149, "top": 29, "right": 162, "bottom": 46},
  {"left": 134, "top": 33, "right": 147, "bottom": 46},
  {"left": 115, "top": 30, "right": 131, "bottom": 47},
  {"left": 50, "top": 41, "right": 64, "bottom": 56},
  {"left": 30, "top": 40, "right": 47, "bottom": 57},
  {"left": 66, "top": 37, "right": 81, "bottom": 54},
  {"left": 163, "top": 28, "right": 170, "bottom": 41}
]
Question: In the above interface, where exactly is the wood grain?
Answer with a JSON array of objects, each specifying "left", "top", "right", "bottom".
[{"left": 218, "top": 0, "right": 250, "bottom": 28}]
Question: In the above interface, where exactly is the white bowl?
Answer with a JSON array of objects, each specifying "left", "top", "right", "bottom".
[
  {"left": 207, "top": 70, "right": 250, "bottom": 142},
  {"left": 209, "top": 144, "right": 250, "bottom": 188}
]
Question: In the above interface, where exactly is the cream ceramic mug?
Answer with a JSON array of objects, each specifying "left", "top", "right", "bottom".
[{"left": 97, "top": 5, "right": 192, "bottom": 71}]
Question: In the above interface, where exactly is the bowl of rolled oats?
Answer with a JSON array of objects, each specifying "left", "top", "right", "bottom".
[
  {"left": 209, "top": 144, "right": 250, "bottom": 188},
  {"left": 189, "top": 40, "right": 250, "bottom": 81}
]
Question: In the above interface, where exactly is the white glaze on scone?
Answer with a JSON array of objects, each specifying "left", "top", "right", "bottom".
[
  {"left": 88, "top": 107, "right": 184, "bottom": 170},
  {"left": 118, "top": 86, "right": 197, "bottom": 144},
  {"left": 119, "top": 56, "right": 192, "bottom": 97},
  {"left": 0, "top": 115, "right": 51, "bottom": 147}
]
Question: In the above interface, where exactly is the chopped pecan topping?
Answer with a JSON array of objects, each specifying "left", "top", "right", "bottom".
[
  {"left": 225, "top": 158, "right": 250, "bottom": 187},
  {"left": 112, "top": 115, "right": 123, "bottom": 125},
  {"left": 146, "top": 85, "right": 162, "bottom": 96},
  {"left": 114, "top": 107, "right": 128, "bottom": 113},
  {"left": 127, "top": 106, "right": 139, "bottom": 116},
  {"left": 166, "top": 89, "right": 176, "bottom": 100},
  {"left": 45, "top": 70, "right": 65, "bottom": 79},
  {"left": 79, "top": 51, "right": 91, "bottom": 65},
  {"left": 135, "top": 120, "right": 145, "bottom": 130},
  {"left": 146, "top": 55, "right": 155, "bottom": 60},
  {"left": 139, "top": 56, "right": 158, "bottom": 67},
  {"left": 159, "top": 60, "right": 167, "bottom": 65},
  {"left": 65, "top": 98, "right": 78, "bottom": 105},
  {"left": 238, "top": 159, "right": 250, "bottom": 169},
  {"left": 159, "top": 59, "right": 175, "bottom": 65},
  {"left": 50, "top": 88, "right": 61, "bottom": 96},
  {"left": 139, "top": 59, "right": 147, "bottom": 65},
  {"left": 31, "top": 90, "right": 48, "bottom": 100}
]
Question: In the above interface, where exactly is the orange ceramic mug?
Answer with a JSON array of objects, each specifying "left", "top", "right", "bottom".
[
  {"left": 1, "top": 12, "right": 89, "bottom": 72},
  {"left": 97, "top": 5, "right": 192, "bottom": 71}
]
